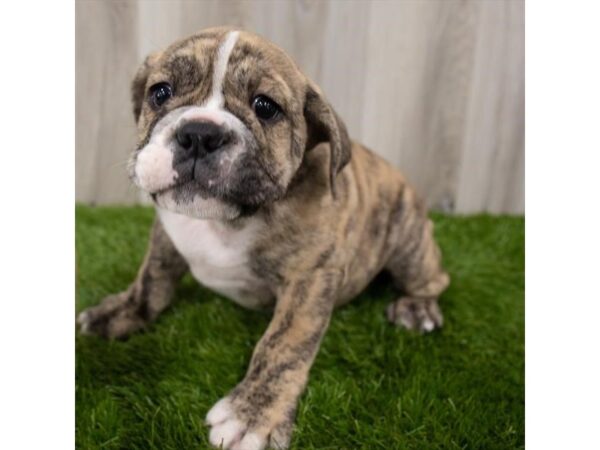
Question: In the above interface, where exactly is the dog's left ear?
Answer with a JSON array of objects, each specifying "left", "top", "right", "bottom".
[
  {"left": 131, "top": 52, "right": 161, "bottom": 124},
  {"left": 304, "top": 82, "right": 351, "bottom": 198}
]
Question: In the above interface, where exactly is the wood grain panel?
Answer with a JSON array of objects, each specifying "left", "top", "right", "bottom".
[
  {"left": 360, "top": 0, "right": 481, "bottom": 212},
  {"left": 317, "top": 1, "right": 371, "bottom": 137},
  {"left": 455, "top": 0, "right": 525, "bottom": 213},
  {"left": 76, "top": 0, "right": 139, "bottom": 204},
  {"left": 75, "top": 0, "right": 524, "bottom": 214}
]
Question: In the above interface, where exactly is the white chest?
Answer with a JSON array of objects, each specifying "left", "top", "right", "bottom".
[{"left": 157, "top": 208, "right": 273, "bottom": 309}]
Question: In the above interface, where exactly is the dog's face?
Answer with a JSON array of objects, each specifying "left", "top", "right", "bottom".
[{"left": 129, "top": 27, "right": 350, "bottom": 220}]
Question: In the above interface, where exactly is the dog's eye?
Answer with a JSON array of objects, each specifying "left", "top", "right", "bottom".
[
  {"left": 149, "top": 82, "right": 173, "bottom": 108},
  {"left": 252, "top": 95, "right": 281, "bottom": 121}
]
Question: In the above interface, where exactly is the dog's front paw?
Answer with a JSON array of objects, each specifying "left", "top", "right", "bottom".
[
  {"left": 206, "top": 395, "right": 294, "bottom": 450},
  {"left": 387, "top": 296, "right": 443, "bottom": 333},
  {"left": 77, "top": 290, "right": 146, "bottom": 339}
]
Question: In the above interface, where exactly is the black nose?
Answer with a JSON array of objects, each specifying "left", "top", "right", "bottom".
[{"left": 175, "top": 121, "right": 231, "bottom": 157}]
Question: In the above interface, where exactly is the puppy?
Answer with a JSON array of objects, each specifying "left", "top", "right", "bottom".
[{"left": 78, "top": 27, "right": 449, "bottom": 450}]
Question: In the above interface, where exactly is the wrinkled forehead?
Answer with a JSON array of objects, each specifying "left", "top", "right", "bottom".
[{"left": 148, "top": 28, "right": 305, "bottom": 107}]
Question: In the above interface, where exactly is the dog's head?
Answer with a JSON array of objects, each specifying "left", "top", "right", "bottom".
[{"left": 130, "top": 27, "right": 351, "bottom": 220}]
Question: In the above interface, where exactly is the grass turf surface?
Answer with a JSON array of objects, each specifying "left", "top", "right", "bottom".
[{"left": 76, "top": 205, "right": 524, "bottom": 449}]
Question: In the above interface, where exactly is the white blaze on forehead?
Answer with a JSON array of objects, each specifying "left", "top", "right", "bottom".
[{"left": 204, "top": 30, "right": 240, "bottom": 109}]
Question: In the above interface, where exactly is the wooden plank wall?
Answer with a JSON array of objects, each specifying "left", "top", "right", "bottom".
[{"left": 76, "top": 0, "right": 524, "bottom": 214}]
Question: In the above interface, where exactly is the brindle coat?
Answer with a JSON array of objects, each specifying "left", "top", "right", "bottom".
[{"left": 78, "top": 27, "right": 449, "bottom": 450}]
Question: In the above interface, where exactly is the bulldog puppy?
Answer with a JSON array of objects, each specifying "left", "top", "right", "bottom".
[{"left": 78, "top": 27, "right": 449, "bottom": 450}]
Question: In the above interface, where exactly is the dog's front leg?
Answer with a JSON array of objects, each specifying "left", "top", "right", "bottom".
[
  {"left": 206, "top": 270, "right": 341, "bottom": 450},
  {"left": 77, "top": 218, "right": 188, "bottom": 339}
]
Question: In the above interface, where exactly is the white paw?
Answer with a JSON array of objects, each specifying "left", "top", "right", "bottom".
[
  {"left": 421, "top": 317, "right": 435, "bottom": 332},
  {"left": 233, "top": 433, "right": 266, "bottom": 450},
  {"left": 387, "top": 297, "right": 443, "bottom": 333},
  {"left": 77, "top": 311, "right": 91, "bottom": 333},
  {"left": 206, "top": 397, "right": 266, "bottom": 450}
]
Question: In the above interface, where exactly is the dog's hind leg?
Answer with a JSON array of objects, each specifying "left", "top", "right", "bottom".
[
  {"left": 385, "top": 197, "right": 450, "bottom": 333},
  {"left": 77, "top": 217, "right": 188, "bottom": 339}
]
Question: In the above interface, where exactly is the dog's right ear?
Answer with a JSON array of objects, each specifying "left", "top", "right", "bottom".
[
  {"left": 304, "top": 81, "right": 351, "bottom": 198},
  {"left": 131, "top": 52, "right": 161, "bottom": 124}
]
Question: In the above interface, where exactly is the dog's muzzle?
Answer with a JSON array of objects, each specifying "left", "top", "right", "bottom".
[
  {"left": 175, "top": 121, "right": 233, "bottom": 163},
  {"left": 170, "top": 120, "right": 237, "bottom": 185},
  {"left": 132, "top": 106, "right": 274, "bottom": 220}
]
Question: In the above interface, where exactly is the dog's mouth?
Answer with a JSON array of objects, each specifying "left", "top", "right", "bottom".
[
  {"left": 150, "top": 180, "right": 241, "bottom": 220},
  {"left": 148, "top": 181, "right": 185, "bottom": 202},
  {"left": 149, "top": 177, "right": 221, "bottom": 205}
]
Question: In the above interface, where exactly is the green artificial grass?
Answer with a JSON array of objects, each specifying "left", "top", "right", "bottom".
[{"left": 76, "top": 205, "right": 524, "bottom": 449}]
